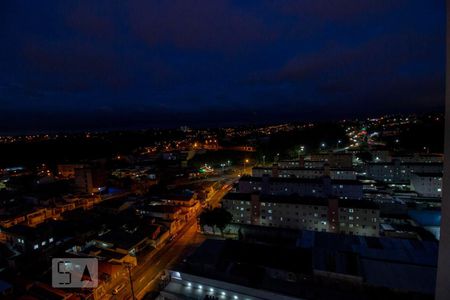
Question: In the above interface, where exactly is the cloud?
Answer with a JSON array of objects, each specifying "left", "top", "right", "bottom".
[
  {"left": 272, "top": 0, "right": 409, "bottom": 21},
  {"left": 66, "top": 2, "right": 118, "bottom": 39},
  {"left": 128, "top": 0, "right": 275, "bottom": 51},
  {"left": 22, "top": 41, "right": 131, "bottom": 93},
  {"left": 0, "top": 0, "right": 445, "bottom": 133}
]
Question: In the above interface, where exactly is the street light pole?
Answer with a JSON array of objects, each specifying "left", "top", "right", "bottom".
[
  {"left": 244, "top": 159, "right": 249, "bottom": 174},
  {"left": 125, "top": 264, "right": 136, "bottom": 300}
]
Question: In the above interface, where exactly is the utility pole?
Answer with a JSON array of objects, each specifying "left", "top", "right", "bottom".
[{"left": 125, "top": 264, "right": 136, "bottom": 300}]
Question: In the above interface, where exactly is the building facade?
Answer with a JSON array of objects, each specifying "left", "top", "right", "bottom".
[
  {"left": 252, "top": 165, "right": 356, "bottom": 180},
  {"left": 366, "top": 160, "right": 443, "bottom": 183},
  {"left": 411, "top": 173, "right": 443, "bottom": 198},
  {"left": 238, "top": 176, "right": 363, "bottom": 200},
  {"left": 223, "top": 193, "right": 380, "bottom": 236}
]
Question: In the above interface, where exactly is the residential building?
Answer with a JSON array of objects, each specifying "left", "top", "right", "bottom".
[
  {"left": 222, "top": 193, "right": 379, "bottom": 236},
  {"left": 252, "top": 165, "right": 356, "bottom": 180},
  {"left": 238, "top": 176, "right": 363, "bottom": 200},
  {"left": 411, "top": 173, "right": 443, "bottom": 198},
  {"left": 74, "top": 166, "right": 107, "bottom": 193},
  {"left": 309, "top": 153, "right": 353, "bottom": 168},
  {"left": 366, "top": 160, "right": 443, "bottom": 183},
  {"left": 57, "top": 163, "right": 86, "bottom": 179},
  {"left": 392, "top": 153, "right": 444, "bottom": 163},
  {"left": 4, "top": 223, "right": 59, "bottom": 253},
  {"left": 93, "top": 223, "right": 162, "bottom": 257}
]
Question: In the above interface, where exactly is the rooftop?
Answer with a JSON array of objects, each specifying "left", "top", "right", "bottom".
[
  {"left": 223, "top": 193, "right": 378, "bottom": 209},
  {"left": 240, "top": 176, "right": 361, "bottom": 185}
]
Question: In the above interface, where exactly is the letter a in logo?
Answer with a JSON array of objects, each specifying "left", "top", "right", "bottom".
[{"left": 81, "top": 265, "right": 93, "bottom": 282}]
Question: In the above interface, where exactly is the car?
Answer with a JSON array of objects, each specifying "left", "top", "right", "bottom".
[{"left": 112, "top": 283, "right": 125, "bottom": 295}]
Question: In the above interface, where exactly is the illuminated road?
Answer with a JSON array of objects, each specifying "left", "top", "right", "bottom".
[{"left": 112, "top": 182, "right": 233, "bottom": 299}]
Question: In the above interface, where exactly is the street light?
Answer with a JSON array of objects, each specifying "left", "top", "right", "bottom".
[
  {"left": 243, "top": 159, "right": 249, "bottom": 174},
  {"left": 298, "top": 146, "right": 305, "bottom": 159},
  {"left": 124, "top": 263, "right": 136, "bottom": 300}
]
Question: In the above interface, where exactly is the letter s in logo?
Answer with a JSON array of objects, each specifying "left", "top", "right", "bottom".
[{"left": 57, "top": 261, "right": 72, "bottom": 285}]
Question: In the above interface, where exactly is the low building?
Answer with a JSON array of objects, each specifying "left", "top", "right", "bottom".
[
  {"left": 161, "top": 235, "right": 437, "bottom": 299},
  {"left": 297, "top": 231, "right": 438, "bottom": 295},
  {"left": 4, "top": 223, "right": 59, "bottom": 253},
  {"left": 411, "top": 172, "right": 442, "bottom": 198},
  {"left": 93, "top": 223, "right": 164, "bottom": 257},
  {"left": 96, "top": 198, "right": 133, "bottom": 215},
  {"left": 162, "top": 239, "right": 310, "bottom": 300},
  {"left": 366, "top": 160, "right": 442, "bottom": 184},
  {"left": 223, "top": 193, "right": 379, "bottom": 236},
  {"left": 391, "top": 153, "right": 444, "bottom": 163},
  {"left": 137, "top": 204, "right": 183, "bottom": 221},
  {"left": 161, "top": 193, "right": 201, "bottom": 219},
  {"left": 57, "top": 163, "right": 86, "bottom": 179},
  {"left": 309, "top": 153, "right": 353, "bottom": 168},
  {"left": 74, "top": 166, "right": 107, "bottom": 194},
  {"left": 73, "top": 243, "right": 137, "bottom": 266}
]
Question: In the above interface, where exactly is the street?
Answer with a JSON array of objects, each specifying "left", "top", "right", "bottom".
[{"left": 112, "top": 181, "right": 233, "bottom": 300}]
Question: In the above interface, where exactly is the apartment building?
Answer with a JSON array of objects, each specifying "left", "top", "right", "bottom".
[
  {"left": 238, "top": 175, "right": 363, "bottom": 200},
  {"left": 223, "top": 193, "right": 379, "bottom": 236},
  {"left": 252, "top": 165, "right": 356, "bottom": 180},
  {"left": 366, "top": 160, "right": 442, "bottom": 183},
  {"left": 411, "top": 172, "right": 442, "bottom": 198}
]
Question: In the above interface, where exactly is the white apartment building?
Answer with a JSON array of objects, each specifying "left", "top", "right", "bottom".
[{"left": 222, "top": 193, "right": 379, "bottom": 237}]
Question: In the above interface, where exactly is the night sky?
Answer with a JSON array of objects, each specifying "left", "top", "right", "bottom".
[{"left": 0, "top": 0, "right": 445, "bottom": 133}]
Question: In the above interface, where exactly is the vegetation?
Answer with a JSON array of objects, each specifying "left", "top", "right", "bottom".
[{"left": 199, "top": 207, "right": 233, "bottom": 236}]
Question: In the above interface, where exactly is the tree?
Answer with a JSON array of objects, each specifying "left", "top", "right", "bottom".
[
  {"left": 212, "top": 207, "right": 232, "bottom": 236},
  {"left": 199, "top": 209, "right": 215, "bottom": 233},
  {"left": 199, "top": 207, "right": 232, "bottom": 236}
]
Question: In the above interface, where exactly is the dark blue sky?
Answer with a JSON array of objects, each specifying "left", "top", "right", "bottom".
[{"left": 0, "top": 0, "right": 445, "bottom": 133}]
